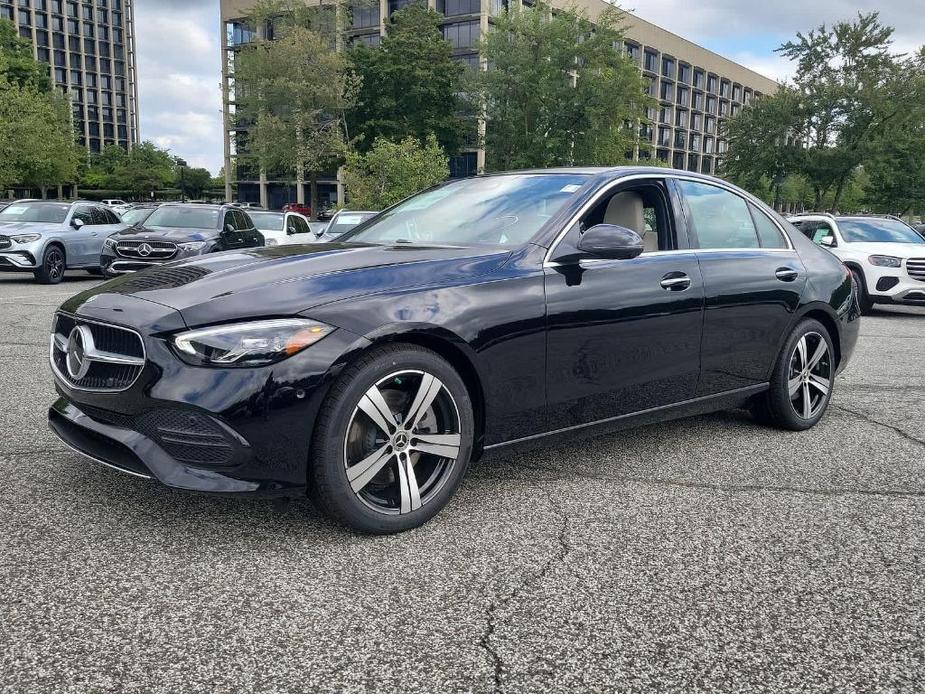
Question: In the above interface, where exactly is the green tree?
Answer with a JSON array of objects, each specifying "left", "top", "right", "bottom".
[
  {"left": 107, "top": 141, "right": 176, "bottom": 199},
  {"left": 348, "top": 3, "right": 468, "bottom": 154},
  {"left": 468, "top": 2, "right": 651, "bottom": 171},
  {"left": 343, "top": 134, "right": 448, "bottom": 209},
  {"left": 235, "top": 1, "right": 358, "bottom": 216},
  {"left": 0, "top": 19, "right": 50, "bottom": 90},
  {"left": 176, "top": 165, "right": 213, "bottom": 200}
]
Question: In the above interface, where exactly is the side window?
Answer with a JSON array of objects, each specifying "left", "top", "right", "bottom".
[
  {"left": 72, "top": 206, "right": 94, "bottom": 226},
  {"left": 235, "top": 211, "right": 251, "bottom": 230},
  {"left": 104, "top": 208, "right": 120, "bottom": 224},
  {"left": 810, "top": 222, "right": 836, "bottom": 246},
  {"left": 678, "top": 180, "right": 759, "bottom": 249},
  {"left": 222, "top": 211, "right": 235, "bottom": 231},
  {"left": 581, "top": 180, "right": 675, "bottom": 253},
  {"left": 748, "top": 203, "right": 788, "bottom": 249},
  {"left": 295, "top": 217, "right": 311, "bottom": 234}
]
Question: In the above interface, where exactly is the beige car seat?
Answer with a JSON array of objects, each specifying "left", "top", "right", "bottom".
[{"left": 602, "top": 192, "right": 659, "bottom": 252}]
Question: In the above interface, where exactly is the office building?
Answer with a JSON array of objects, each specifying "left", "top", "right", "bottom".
[
  {"left": 1, "top": 0, "right": 140, "bottom": 153},
  {"left": 220, "top": 0, "right": 779, "bottom": 208}
]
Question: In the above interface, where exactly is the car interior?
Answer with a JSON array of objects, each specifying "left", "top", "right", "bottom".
[{"left": 579, "top": 181, "right": 674, "bottom": 252}]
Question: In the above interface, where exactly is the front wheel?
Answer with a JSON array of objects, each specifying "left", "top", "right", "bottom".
[
  {"left": 752, "top": 318, "right": 835, "bottom": 431},
  {"left": 849, "top": 267, "right": 874, "bottom": 315},
  {"left": 310, "top": 344, "right": 474, "bottom": 534},
  {"left": 34, "top": 245, "right": 65, "bottom": 284}
]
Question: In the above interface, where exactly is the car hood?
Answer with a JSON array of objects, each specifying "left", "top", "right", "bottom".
[
  {"left": 65, "top": 242, "right": 513, "bottom": 328},
  {"left": 111, "top": 226, "right": 219, "bottom": 242},
  {"left": 840, "top": 242, "right": 925, "bottom": 258},
  {"left": 0, "top": 221, "right": 65, "bottom": 234}
]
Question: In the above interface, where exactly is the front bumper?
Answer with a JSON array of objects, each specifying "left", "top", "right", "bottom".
[
  {"left": 101, "top": 246, "right": 207, "bottom": 274},
  {"left": 863, "top": 262, "right": 925, "bottom": 304},
  {"left": 48, "top": 301, "right": 369, "bottom": 495},
  {"left": 0, "top": 249, "right": 39, "bottom": 271}
]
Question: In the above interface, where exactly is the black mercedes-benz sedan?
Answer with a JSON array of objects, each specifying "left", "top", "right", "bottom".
[
  {"left": 48, "top": 168, "right": 860, "bottom": 534},
  {"left": 100, "top": 203, "right": 264, "bottom": 277}
]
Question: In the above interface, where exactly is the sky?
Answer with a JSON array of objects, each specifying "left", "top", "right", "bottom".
[{"left": 134, "top": 0, "right": 925, "bottom": 175}]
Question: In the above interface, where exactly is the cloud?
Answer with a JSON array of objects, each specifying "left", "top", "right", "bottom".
[{"left": 135, "top": 0, "right": 223, "bottom": 173}]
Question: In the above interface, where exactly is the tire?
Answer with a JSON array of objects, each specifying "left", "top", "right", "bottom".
[
  {"left": 849, "top": 267, "right": 874, "bottom": 315},
  {"left": 33, "top": 245, "right": 66, "bottom": 284},
  {"left": 752, "top": 318, "right": 835, "bottom": 431},
  {"left": 310, "top": 344, "right": 474, "bottom": 534}
]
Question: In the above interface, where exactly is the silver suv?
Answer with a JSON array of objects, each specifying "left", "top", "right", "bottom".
[{"left": 0, "top": 200, "right": 125, "bottom": 283}]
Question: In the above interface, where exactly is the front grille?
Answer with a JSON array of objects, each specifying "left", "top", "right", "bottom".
[
  {"left": 50, "top": 314, "right": 146, "bottom": 392},
  {"left": 0, "top": 235, "right": 10, "bottom": 250},
  {"left": 116, "top": 239, "right": 177, "bottom": 260},
  {"left": 907, "top": 258, "right": 925, "bottom": 282}
]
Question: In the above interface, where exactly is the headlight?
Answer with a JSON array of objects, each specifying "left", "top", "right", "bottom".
[
  {"left": 171, "top": 318, "right": 334, "bottom": 367},
  {"left": 10, "top": 234, "right": 41, "bottom": 243},
  {"left": 103, "top": 236, "right": 117, "bottom": 250},
  {"left": 178, "top": 241, "right": 207, "bottom": 252},
  {"left": 868, "top": 255, "right": 902, "bottom": 268}
]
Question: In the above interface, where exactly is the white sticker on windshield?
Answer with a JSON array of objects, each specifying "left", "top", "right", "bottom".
[
  {"left": 560, "top": 184, "right": 582, "bottom": 193},
  {"left": 3, "top": 206, "right": 27, "bottom": 215},
  {"left": 339, "top": 215, "right": 363, "bottom": 224}
]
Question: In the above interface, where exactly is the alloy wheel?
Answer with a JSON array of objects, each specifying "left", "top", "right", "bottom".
[
  {"left": 46, "top": 249, "right": 64, "bottom": 280},
  {"left": 788, "top": 331, "right": 832, "bottom": 419},
  {"left": 344, "top": 370, "right": 462, "bottom": 515}
]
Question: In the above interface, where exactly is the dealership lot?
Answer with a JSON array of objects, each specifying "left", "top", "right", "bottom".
[{"left": 2, "top": 274, "right": 924, "bottom": 693}]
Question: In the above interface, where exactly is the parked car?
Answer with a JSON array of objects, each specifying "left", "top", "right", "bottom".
[
  {"left": 283, "top": 202, "right": 312, "bottom": 217},
  {"left": 788, "top": 213, "right": 925, "bottom": 313},
  {"left": 316, "top": 210, "right": 378, "bottom": 242},
  {"left": 101, "top": 199, "right": 132, "bottom": 215},
  {"left": 248, "top": 210, "right": 314, "bottom": 246},
  {"left": 915, "top": 223, "right": 925, "bottom": 239},
  {"left": 100, "top": 203, "right": 264, "bottom": 276},
  {"left": 232, "top": 202, "right": 264, "bottom": 210},
  {"left": 47, "top": 167, "right": 858, "bottom": 534},
  {"left": 117, "top": 205, "right": 159, "bottom": 228},
  {"left": 0, "top": 200, "right": 125, "bottom": 283}
]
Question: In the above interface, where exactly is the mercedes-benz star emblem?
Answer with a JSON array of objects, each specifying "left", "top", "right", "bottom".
[
  {"left": 65, "top": 325, "right": 94, "bottom": 380},
  {"left": 137, "top": 243, "right": 153, "bottom": 257}
]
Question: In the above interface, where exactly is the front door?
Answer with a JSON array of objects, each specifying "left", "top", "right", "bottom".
[
  {"left": 674, "top": 179, "right": 807, "bottom": 395},
  {"left": 65, "top": 206, "right": 100, "bottom": 265},
  {"left": 544, "top": 178, "right": 705, "bottom": 429}
]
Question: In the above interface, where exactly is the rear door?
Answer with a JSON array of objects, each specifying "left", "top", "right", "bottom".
[
  {"left": 675, "top": 179, "right": 807, "bottom": 395},
  {"left": 218, "top": 210, "right": 243, "bottom": 250},
  {"left": 544, "top": 177, "right": 705, "bottom": 428},
  {"left": 287, "top": 215, "right": 316, "bottom": 244},
  {"left": 237, "top": 210, "right": 263, "bottom": 247}
]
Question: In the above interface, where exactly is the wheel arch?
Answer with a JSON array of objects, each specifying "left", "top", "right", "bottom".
[
  {"left": 794, "top": 303, "right": 842, "bottom": 369},
  {"left": 354, "top": 324, "right": 488, "bottom": 460}
]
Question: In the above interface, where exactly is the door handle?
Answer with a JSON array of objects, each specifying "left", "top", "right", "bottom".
[
  {"left": 775, "top": 267, "right": 799, "bottom": 282},
  {"left": 660, "top": 273, "right": 691, "bottom": 291}
]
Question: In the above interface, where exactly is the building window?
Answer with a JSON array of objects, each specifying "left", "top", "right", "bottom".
[
  {"left": 439, "top": 0, "right": 480, "bottom": 16},
  {"left": 672, "top": 151, "right": 685, "bottom": 169},
  {"left": 706, "top": 95, "right": 717, "bottom": 114},
  {"left": 692, "top": 91, "right": 703, "bottom": 111},
  {"left": 690, "top": 133, "right": 701, "bottom": 152},
  {"left": 442, "top": 20, "right": 479, "bottom": 49},
  {"left": 678, "top": 63, "right": 691, "bottom": 84},
  {"left": 704, "top": 136, "right": 714, "bottom": 154},
  {"left": 720, "top": 79, "right": 731, "bottom": 98},
  {"left": 643, "top": 49, "right": 657, "bottom": 73},
  {"left": 657, "top": 126, "right": 671, "bottom": 147},
  {"left": 732, "top": 84, "right": 742, "bottom": 102},
  {"left": 690, "top": 113, "right": 702, "bottom": 131},
  {"left": 676, "top": 85, "right": 688, "bottom": 106},
  {"left": 350, "top": 33, "right": 380, "bottom": 48},
  {"left": 659, "top": 80, "right": 673, "bottom": 102},
  {"left": 350, "top": 3, "right": 379, "bottom": 29},
  {"left": 687, "top": 154, "right": 699, "bottom": 172},
  {"left": 624, "top": 42, "right": 640, "bottom": 64},
  {"left": 449, "top": 152, "right": 477, "bottom": 178},
  {"left": 705, "top": 116, "right": 716, "bottom": 134},
  {"left": 706, "top": 74, "right": 717, "bottom": 94},
  {"left": 675, "top": 108, "right": 688, "bottom": 128},
  {"left": 388, "top": 0, "right": 413, "bottom": 15},
  {"left": 661, "top": 56, "right": 674, "bottom": 79},
  {"left": 658, "top": 105, "right": 672, "bottom": 124},
  {"left": 674, "top": 130, "right": 687, "bottom": 149}
]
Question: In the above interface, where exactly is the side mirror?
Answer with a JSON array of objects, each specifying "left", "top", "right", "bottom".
[
  {"left": 819, "top": 235, "right": 835, "bottom": 247},
  {"left": 71, "top": 218, "right": 84, "bottom": 229},
  {"left": 576, "top": 224, "right": 644, "bottom": 260},
  {"left": 224, "top": 223, "right": 235, "bottom": 234}
]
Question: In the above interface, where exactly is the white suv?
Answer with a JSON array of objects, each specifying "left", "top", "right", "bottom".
[{"left": 788, "top": 214, "right": 925, "bottom": 313}]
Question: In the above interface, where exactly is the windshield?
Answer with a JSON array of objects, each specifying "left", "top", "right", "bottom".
[
  {"left": 145, "top": 206, "right": 219, "bottom": 230},
  {"left": 0, "top": 202, "right": 69, "bottom": 224},
  {"left": 249, "top": 212, "right": 284, "bottom": 231},
  {"left": 839, "top": 218, "right": 924, "bottom": 244},
  {"left": 326, "top": 212, "right": 377, "bottom": 237},
  {"left": 343, "top": 174, "right": 589, "bottom": 246},
  {"left": 120, "top": 208, "right": 154, "bottom": 225}
]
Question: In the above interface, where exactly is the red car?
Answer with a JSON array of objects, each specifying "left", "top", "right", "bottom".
[{"left": 283, "top": 202, "right": 312, "bottom": 217}]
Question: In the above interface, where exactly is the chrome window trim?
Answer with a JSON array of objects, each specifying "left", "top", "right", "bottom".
[
  {"left": 49, "top": 312, "right": 147, "bottom": 394},
  {"left": 542, "top": 172, "right": 794, "bottom": 267}
]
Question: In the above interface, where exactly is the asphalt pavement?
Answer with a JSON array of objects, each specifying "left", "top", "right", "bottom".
[{"left": 1, "top": 272, "right": 924, "bottom": 693}]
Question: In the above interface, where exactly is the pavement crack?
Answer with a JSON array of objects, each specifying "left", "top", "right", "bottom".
[
  {"left": 478, "top": 485, "right": 571, "bottom": 694},
  {"left": 831, "top": 403, "right": 925, "bottom": 448},
  {"left": 488, "top": 463, "right": 925, "bottom": 500}
]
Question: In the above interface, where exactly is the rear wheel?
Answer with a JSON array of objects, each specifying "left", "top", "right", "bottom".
[
  {"left": 753, "top": 318, "right": 835, "bottom": 431},
  {"left": 849, "top": 267, "right": 874, "bottom": 315},
  {"left": 34, "top": 245, "right": 65, "bottom": 284},
  {"left": 310, "top": 344, "right": 474, "bottom": 534}
]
